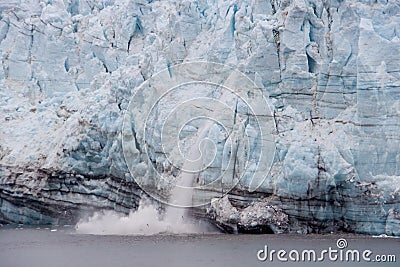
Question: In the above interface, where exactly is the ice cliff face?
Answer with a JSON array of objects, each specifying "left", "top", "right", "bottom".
[{"left": 0, "top": 0, "right": 399, "bottom": 235}]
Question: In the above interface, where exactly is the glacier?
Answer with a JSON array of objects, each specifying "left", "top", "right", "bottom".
[{"left": 0, "top": 0, "right": 399, "bottom": 235}]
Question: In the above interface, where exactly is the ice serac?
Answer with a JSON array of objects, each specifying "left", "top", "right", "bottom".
[{"left": 0, "top": 0, "right": 399, "bottom": 235}]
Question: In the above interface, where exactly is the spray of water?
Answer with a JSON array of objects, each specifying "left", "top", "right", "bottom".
[
  {"left": 75, "top": 199, "right": 210, "bottom": 235},
  {"left": 76, "top": 126, "right": 214, "bottom": 235}
]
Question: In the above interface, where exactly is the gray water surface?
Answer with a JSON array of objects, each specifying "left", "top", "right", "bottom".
[{"left": 0, "top": 226, "right": 398, "bottom": 267}]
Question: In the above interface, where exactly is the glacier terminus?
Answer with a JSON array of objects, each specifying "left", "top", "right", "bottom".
[{"left": 0, "top": 0, "right": 399, "bottom": 236}]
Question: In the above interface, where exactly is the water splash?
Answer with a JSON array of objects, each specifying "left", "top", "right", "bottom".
[
  {"left": 76, "top": 138, "right": 209, "bottom": 235},
  {"left": 76, "top": 137, "right": 212, "bottom": 235},
  {"left": 76, "top": 153, "right": 213, "bottom": 235},
  {"left": 75, "top": 200, "right": 210, "bottom": 235}
]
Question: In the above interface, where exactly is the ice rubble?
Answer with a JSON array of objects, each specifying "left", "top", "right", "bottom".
[{"left": 0, "top": 0, "right": 399, "bottom": 235}]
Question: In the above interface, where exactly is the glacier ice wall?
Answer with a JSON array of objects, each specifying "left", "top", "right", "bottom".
[{"left": 0, "top": 0, "right": 399, "bottom": 235}]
